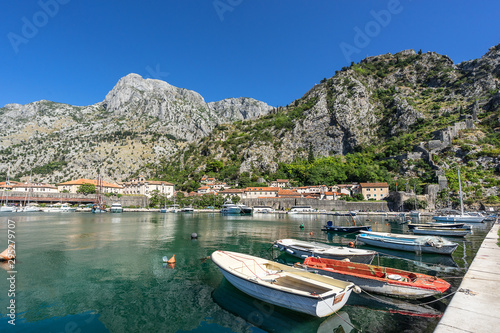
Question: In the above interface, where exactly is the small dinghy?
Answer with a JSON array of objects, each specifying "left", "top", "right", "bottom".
[
  {"left": 274, "top": 239, "right": 376, "bottom": 264},
  {"left": 411, "top": 227, "right": 470, "bottom": 237},
  {"left": 407, "top": 223, "right": 470, "bottom": 230},
  {"left": 321, "top": 221, "right": 372, "bottom": 233},
  {"left": 300, "top": 257, "right": 450, "bottom": 299},
  {"left": 211, "top": 250, "right": 356, "bottom": 317},
  {"left": 356, "top": 231, "right": 458, "bottom": 255}
]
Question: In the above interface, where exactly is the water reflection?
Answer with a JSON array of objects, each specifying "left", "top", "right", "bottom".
[
  {"left": 212, "top": 279, "right": 355, "bottom": 333},
  {"left": 0, "top": 213, "right": 493, "bottom": 333},
  {"left": 0, "top": 311, "right": 108, "bottom": 333}
]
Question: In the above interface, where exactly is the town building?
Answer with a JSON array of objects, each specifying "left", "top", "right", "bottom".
[
  {"left": 244, "top": 187, "right": 280, "bottom": 199},
  {"left": 218, "top": 189, "right": 245, "bottom": 199},
  {"left": 359, "top": 182, "right": 389, "bottom": 200},
  {"left": 12, "top": 183, "right": 58, "bottom": 193},
  {"left": 120, "top": 176, "right": 174, "bottom": 198},
  {"left": 270, "top": 179, "right": 290, "bottom": 188},
  {"left": 57, "top": 179, "right": 123, "bottom": 194}
]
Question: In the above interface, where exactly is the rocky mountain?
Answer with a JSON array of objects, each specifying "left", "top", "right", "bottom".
[
  {"left": 0, "top": 44, "right": 499, "bottom": 204},
  {"left": 160, "top": 44, "right": 499, "bottom": 204},
  {"left": 0, "top": 74, "right": 273, "bottom": 182}
]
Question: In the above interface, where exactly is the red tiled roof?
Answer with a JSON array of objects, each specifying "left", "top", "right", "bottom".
[
  {"left": 219, "top": 189, "right": 245, "bottom": 193},
  {"left": 12, "top": 183, "right": 57, "bottom": 189},
  {"left": 57, "top": 179, "right": 123, "bottom": 188},
  {"left": 245, "top": 187, "right": 279, "bottom": 192},
  {"left": 359, "top": 182, "right": 389, "bottom": 188}
]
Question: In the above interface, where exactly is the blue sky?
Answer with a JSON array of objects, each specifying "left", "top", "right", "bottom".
[{"left": 1, "top": 0, "right": 499, "bottom": 108}]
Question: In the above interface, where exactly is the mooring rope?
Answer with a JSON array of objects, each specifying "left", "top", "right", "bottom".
[
  {"left": 360, "top": 286, "right": 460, "bottom": 307},
  {"left": 318, "top": 294, "right": 364, "bottom": 332}
]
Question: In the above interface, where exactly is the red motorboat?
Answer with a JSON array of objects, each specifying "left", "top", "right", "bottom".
[{"left": 301, "top": 257, "right": 450, "bottom": 299}]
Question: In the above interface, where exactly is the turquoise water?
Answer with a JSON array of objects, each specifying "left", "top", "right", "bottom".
[{"left": 0, "top": 212, "right": 492, "bottom": 332}]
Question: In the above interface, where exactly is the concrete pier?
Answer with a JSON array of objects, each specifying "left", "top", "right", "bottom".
[{"left": 434, "top": 219, "right": 500, "bottom": 332}]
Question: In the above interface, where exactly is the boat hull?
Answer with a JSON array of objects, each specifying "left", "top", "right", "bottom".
[
  {"left": 321, "top": 225, "right": 372, "bottom": 233},
  {"left": 211, "top": 251, "right": 353, "bottom": 317},
  {"left": 303, "top": 258, "right": 449, "bottom": 299},
  {"left": 356, "top": 234, "right": 457, "bottom": 255},
  {"left": 221, "top": 207, "right": 242, "bottom": 214},
  {"left": 411, "top": 228, "right": 469, "bottom": 237},
  {"left": 275, "top": 239, "right": 376, "bottom": 264},
  {"left": 432, "top": 215, "right": 484, "bottom": 223},
  {"left": 408, "top": 223, "right": 466, "bottom": 229}
]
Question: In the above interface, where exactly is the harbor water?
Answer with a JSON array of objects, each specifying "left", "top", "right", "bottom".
[{"left": 0, "top": 212, "right": 493, "bottom": 332}]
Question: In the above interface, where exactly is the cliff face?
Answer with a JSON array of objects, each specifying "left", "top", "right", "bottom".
[
  {"left": 0, "top": 74, "right": 273, "bottom": 182},
  {"left": 1, "top": 44, "right": 499, "bottom": 184},
  {"left": 182, "top": 44, "right": 499, "bottom": 177}
]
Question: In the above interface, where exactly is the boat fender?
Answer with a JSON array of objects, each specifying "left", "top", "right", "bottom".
[
  {"left": 301, "top": 255, "right": 308, "bottom": 258},
  {"left": 352, "top": 285, "right": 362, "bottom": 294},
  {"left": 348, "top": 241, "right": 355, "bottom": 248},
  {"left": 273, "top": 244, "right": 279, "bottom": 248},
  {"left": 309, "top": 232, "right": 313, "bottom": 236},
  {"left": 285, "top": 249, "right": 295, "bottom": 255}
]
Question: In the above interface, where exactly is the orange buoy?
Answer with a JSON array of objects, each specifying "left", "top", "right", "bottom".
[
  {"left": 309, "top": 232, "right": 313, "bottom": 236},
  {"left": 0, "top": 244, "right": 15, "bottom": 261},
  {"left": 348, "top": 241, "right": 355, "bottom": 248},
  {"left": 167, "top": 254, "right": 176, "bottom": 264}
]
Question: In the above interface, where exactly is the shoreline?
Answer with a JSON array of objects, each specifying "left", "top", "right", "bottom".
[{"left": 434, "top": 218, "right": 500, "bottom": 332}]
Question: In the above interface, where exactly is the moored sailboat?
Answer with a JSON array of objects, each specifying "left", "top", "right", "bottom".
[{"left": 432, "top": 169, "right": 485, "bottom": 223}]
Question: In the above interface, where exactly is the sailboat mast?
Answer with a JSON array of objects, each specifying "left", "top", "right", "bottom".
[
  {"left": 458, "top": 169, "right": 464, "bottom": 215},
  {"left": 5, "top": 164, "right": 10, "bottom": 206}
]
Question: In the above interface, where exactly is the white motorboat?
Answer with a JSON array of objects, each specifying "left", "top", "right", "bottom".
[
  {"left": 274, "top": 239, "right": 376, "bottom": 264},
  {"left": 60, "top": 204, "right": 76, "bottom": 212},
  {"left": 211, "top": 250, "right": 356, "bottom": 317},
  {"left": 253, "top": 206, "right": 274, "bottom": 213},
  {"left": 220, "top": 201, "right": 242, "bottom": 215},
  {"left": 0, "top": 206, "right": 15, "bottom": 212},
  {"left": 110, "top": 203, "right": 123, "bottom": 213},
  {"left": 22, "top": 205, "right": 41, "bottom": 212},
  {"left": 288, "top": 205, "right": 316, "bottom": 214}
]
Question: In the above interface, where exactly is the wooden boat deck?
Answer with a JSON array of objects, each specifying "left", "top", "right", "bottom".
[{"left": 272, "top": 275, "right": 332, "bottom": 294}]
